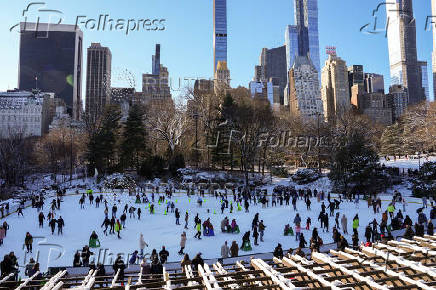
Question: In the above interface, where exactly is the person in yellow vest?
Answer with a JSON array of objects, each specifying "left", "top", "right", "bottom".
[
  {"left": 115, "top": 219, "right": 122, "bottom": 239},
  {"left": 387, "top": 203, "right": 395, "bottom": 219},
  {"left": 352, "top": 214, "right": 359, "bottom": 235}
]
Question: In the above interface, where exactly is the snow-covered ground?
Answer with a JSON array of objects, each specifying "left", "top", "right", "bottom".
[
  {"left": 0, "top": 176, "right": 430, "bottom": 278},
  {"left": 381, "top": 156, "right": 436, "bottom": 170}
]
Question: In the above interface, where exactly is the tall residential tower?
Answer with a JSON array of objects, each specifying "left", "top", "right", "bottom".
[
  {"left": 386, "top": 0, "right": 425, "bottom": 105},
  {"left": 18, "top": 22, "right": 83, "bottom": 120},
  {"left": 432, "top": 0, "right": 436, "bottom": 100},
  {"left": 321, "top": 53, "right": 350, "bottom": 123},
  {"left": 86, "top": 43, "right": 112, "bottom": 121},
  {"left": 213, "top": 0, "right": 227, "bottom": 74},
  {"left": 294, "top": 0, "right": 320, "bottom": 76}
]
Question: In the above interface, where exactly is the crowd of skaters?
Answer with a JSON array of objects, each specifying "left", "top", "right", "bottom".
[{"left": 1, "top": 182, "right": 435, "bottom": 281}]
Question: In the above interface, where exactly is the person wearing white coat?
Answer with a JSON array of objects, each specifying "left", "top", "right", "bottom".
[
  {"left": 139, "top": 233, "right": 148, "bottom": 257},
  {"left": 179, "top": 232, "right": 187, "bottom": 255},
  {"left": 221, "top": 241, "right": 230, "bottom": 259},
  {"left": 341, "top": 214, "right": 348, "bottom": 235}
]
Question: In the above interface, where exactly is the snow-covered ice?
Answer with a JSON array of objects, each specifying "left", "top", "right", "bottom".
[{"left": 0, "top": 177, "right": 430, "bottom": 278}]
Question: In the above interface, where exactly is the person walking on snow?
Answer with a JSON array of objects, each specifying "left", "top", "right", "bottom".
[
  {"left": 24, "top": 232, "right": 33, "bottom": 253},
  {"left": 306, "top": 217, "right": 311, "bottom": 230},
  {"left": 179, "top": 232, "right": 187, "bottom": 255},
  {"left": 259, "top": 220, "right": 266, "bottom": 242},
  {"left": 294, "top": 213, "right": 301, "bottom": 227},
  {"left": 194, "top": 221, "right": 202, "bottom": 240},
  {"left": 341, "top": 214, "right": 348, "bottom": 234},
  {"left": 253, "top": 226, "right": 259, "bottom": 246},
  {"left": 175, "top": 208, "right": 180, "bottom": 225},
  {"left": 352, "top": 214, "right": 359, "bottom": 234},
  {"left": 57, "top": 216, "right": 64, "bottom": 235},
  {"left": 115, "top": 219, "right": 122, "bottom": 239},
  {"left": 139, "top": 233, "right": 148, "bottom": 257},
  {"left": 387, "top": 203, "right": 395, "bottom": 219},
  {"left": 184, "top": 212, "right": 189, "bottom": 229},
  {"left": 49, "top": 218, "right": 57, "bottom": 235},
  {"left": 221, "top": 241, "right": 229, "bottom": 259}
]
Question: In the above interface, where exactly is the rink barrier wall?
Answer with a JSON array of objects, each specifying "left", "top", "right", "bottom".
[{"left": 47, "top": 244, "right": 339, "bottom": 277}]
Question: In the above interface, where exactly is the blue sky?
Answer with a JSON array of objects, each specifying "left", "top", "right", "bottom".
[{"left": 0, "top": 0, "right": 434, "bottom": 101}]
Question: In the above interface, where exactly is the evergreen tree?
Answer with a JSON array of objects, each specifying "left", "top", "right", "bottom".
[
  {"left": 380, "top": 122, "right": 403, "bottom": 159},
  {"left": 211, "top": 93, "right": 234, "bottom": 169},
  {"left": 120, "top": 105, "right": 148, "bottom": 170},
  {"left": 329, "top": 124, "right": 380, "bottom": 193},
  {"left": 87, "top": 105, "right": 121, "bottom": 174}
]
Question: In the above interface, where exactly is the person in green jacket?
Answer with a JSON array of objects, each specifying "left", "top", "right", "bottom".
[
  {"left": 194, "top": 222, "right": 201, "bottom": 240},
  {"left": 115, "top": 219, "right": 122, "bottom": 239},
  {"left": 387, "top": 204, "right": 395, "bottom": 219},
  {"left": 352, "top": 214, "right": 359, "bottom": 235}
]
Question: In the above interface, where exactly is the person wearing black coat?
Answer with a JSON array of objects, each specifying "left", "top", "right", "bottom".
[
  {"left": 338, "top": 236, "right": 349, "bottom": 251},
  {"left": 352, "top": 232, "right": 359, "bottom": 250},
  {"left": 113, "top": 256, "right": 126, "bottom": 282},
  {"left": 159, "top": 246, "right": 169, "bottom": 264},
  {"left": 0, "top": 255, "right": 13, "bottom": 279},
  {"left": 191, "top": 253, "right": 204, "bottom": 271},
  {"left": 428, "top": 220, "right": 434, "bottom": 236},
  {"left": 299, "top": 233, "right": 307, "bottom": 248},
  {"left": 81, "top": 246, "right": 93, "bottom": 267},
  {"left": 404, "top": 225, "right": 415, "bottom": 240},
  {"left": 57, "top": 217, "right": 65, "bottom": 235},
  {"left": 49, "top": 218, "right": 57, "bottom": 235},
  {"left": 403, "top": 215, "right": 412, "bottom": 227},
  {"left": 253, "top": 227, "right": 259, "bottom": 246},
  {"left": 365, "top": 226, "right": 372, "bottom": 243},
  {"left": 415, "top": 223, "right": 425, "bottom": 237},
  {"left": 273, "top": 243, "right": 284, "bottom": 259},
  {"left": 73, "top": 251, "right": 82, "bottom": 267},
  {"left": 96, "top": 263, "right": 106, "bottom": 277},
  {"left": 150, "top": 250, "right": 163, "bottom": 274}
]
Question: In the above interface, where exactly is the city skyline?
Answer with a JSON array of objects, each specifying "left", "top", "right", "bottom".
[{"left": 0, "top": 0, "right": 434, "bottom": 101}]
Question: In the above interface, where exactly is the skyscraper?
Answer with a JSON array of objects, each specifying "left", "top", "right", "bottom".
[
  {"left": 294, "top": 0, "right": 320, "bottom": 76},
  {"left": 86, "top": 43, "right": 112, "bottom": 121},
  {"left": 285, "top": 25, "right": 300, "bottom": 73},
  {"left": 288, "top": 56, "right": 323, "bottom": 119},
  {"left": 214, "top": 61, "right": 230, "bottom": 94},
  {"left": 418, "top": 61, "right": 429, "bottom": 101},
  {"left": 213, "top": 0, "right": 227, "bottom": 74},
  {"left": 258, "top": 46, "right": 288, "bottom": 105},
  {"left": 285, "top": 0, "right": 320, "bottom": 106},
  {"left": 347, "top": 65, "right": 364, "bottom": 102},
  {"left": 142, "top": 44, "right": 172, "bottom": 104},
  {"left": 432, "top": 0, "right": 436, "bottom": 100},
  {"left": 364, "top": 73, "right": 385, "bottom": 94},
  {"left": 389, "top": 84, "right": 409, "bottom": 120},
  {"left": 152, "top": 44, "right": 161, "bottom": 75},
  {"left": 18, "top": 22, "right": 83, "bottom": 120},
  {"left": 386, "top": 0, "right": 425, "bottom": 105},
  {"left": 321, "top": 54, "right": 350, "bottom": 123}
]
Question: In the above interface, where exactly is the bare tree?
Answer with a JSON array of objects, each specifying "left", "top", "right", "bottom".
[
  {"left": 0, "top": 128, "right": 31, "bottom": 186},
  {"left": 146, "top": 100, "right": 189, "bottom": 159}
]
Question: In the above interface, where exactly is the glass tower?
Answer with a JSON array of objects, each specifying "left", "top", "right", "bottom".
[
  {"left": 294, "top": 0, "right": 320, "bottom": 76},
  {"left": 386, "top": 0, "right": 425, "bottom": 104},
  {"left": 214, "top": 0, "right": 227, "bottom": 73},
  {"left": 19, "top": 22, "right": 83, "bottom": 120},
  {"left": 286, "top": 0, "right": 320, "bottom": 83},
  {"left": 418, "top": 61, "right": 429, "bottom": 101},
  {"left": 285, "top": 26, "right": 300, "bottom": 73}
]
